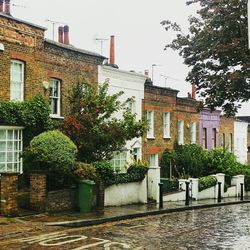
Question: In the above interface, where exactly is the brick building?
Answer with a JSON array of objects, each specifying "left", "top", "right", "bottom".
[
  {"left": 142, "top": 81, "right": 199, "bottom": 166},
  {"left": 219, "top": 116, "right": 234, "bottom": 152},
  {"left": 0, "top": 6, "right": 105, "bottom": 173}
]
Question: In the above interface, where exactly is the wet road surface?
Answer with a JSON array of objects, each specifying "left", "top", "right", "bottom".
[{"left": 0, "top": 203, "right": 249, "bottom": 249}]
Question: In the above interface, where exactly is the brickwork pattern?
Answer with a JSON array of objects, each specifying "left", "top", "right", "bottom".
[
  {"left": 219, "top": 116, "right": 235, "bottom": 152},
  {"left": 30, "top": 173, "right": 46, "bottom": 212},
  {"left": 142, "top": 85, "right": 199, "bottom": 164},
  {"left": 0, "top": 173, "right": 18, "bottom": 216}
]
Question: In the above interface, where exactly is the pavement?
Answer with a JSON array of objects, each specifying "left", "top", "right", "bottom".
[{"left": 4, "top": 197, "right": 250, "bottom": 228}]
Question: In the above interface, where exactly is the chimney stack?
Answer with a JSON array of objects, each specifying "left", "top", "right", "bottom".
[
  {"left": 191, "top": 83, "right": 196, "bottom": 99},
  {"left": 58, "top": 26, "right": 63, "bottom": 43},
  {"left": 144, "top": 69, "right": 149, "bottom": 77},
  {"left": 4, "top": 0, "right": 11, "bottom": 15},
  {"left": 63, "top": 25, "right": 69, "bottom": 45},
  {"left": 0, "top": 0, "right": 3, "bottom": 12},
  {"left": 110, "top": 35, "right": 115, "bottom": 65}
]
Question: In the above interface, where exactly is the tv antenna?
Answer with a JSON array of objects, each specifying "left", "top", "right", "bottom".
[
  {"left": 12, "top": 3, "right": 25, "bottom": 8},
  {"left": 161, "top": 74, "right": 180, "bottom": 87},
  {"left": 94, "top": 38, "right": 109, "bottom": 55},
  {"left": 45, "top": 19, "right": 66, "bottom": 41}
]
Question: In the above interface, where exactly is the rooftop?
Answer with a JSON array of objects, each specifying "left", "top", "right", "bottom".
[{"left": 0, "top": 12, "right": 46, "bottom": 30}]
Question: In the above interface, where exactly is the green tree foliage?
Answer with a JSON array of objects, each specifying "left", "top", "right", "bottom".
[
  {"left": 23, "top": 130, "right": 77, "bottom": 174},
  {"left": 161, "top": 0, "right": 250, "bottom": 115},
  {"left": 63, "top": 82, "right": 147, "bottom": 163},
  {"left": 160, "top": 144, "right": 206, "bottom": 178}
]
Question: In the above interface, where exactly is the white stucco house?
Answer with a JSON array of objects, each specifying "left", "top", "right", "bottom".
[
  {"left": 234, "top": 120, "right": 248, "bottom": 164},
  {"left": 98, "top": 65, "right": 146, "bottom": 172}
]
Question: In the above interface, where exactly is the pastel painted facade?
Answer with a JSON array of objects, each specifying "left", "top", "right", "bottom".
[
  {"left": 234, "top": 120, "right": 248, "bottom": 164},
  {"left": 199, "top": 109, "right": 221, "bottom": 150},
  {"left": 98, "top": 65, "right": 146, "bottom": 171}
]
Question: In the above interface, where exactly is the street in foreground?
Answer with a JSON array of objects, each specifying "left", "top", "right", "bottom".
[{"left": 0, "top": 203, "right": 249, "bottom": 249}]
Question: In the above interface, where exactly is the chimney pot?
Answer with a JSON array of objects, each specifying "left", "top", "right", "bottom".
[
  {"left": 58, "top": 26, "right": 63, "bottom": 43},
  {"left": 191, "top": 83, "right": 196, "bottom": 99},
  {"left": 63, "top": 25, "right": 69, "bottom": 45},
  {"left": 0, "top": 0, "right": 4, "bottom": 12},
  {"left": 110, "top": 35, "right": 115, "bottom": 65},
  {"left": 144, "top": 69, "right": 149, "bottom": 77},
  {"left": 4, "top": 0, "right": 11, "bottom": 15}
]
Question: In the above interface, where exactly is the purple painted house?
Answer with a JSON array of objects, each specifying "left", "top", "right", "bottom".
[{"left": 199, "top": 109, "right": 221, "bottom": 149}]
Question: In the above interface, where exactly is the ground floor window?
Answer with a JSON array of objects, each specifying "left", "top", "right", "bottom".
[
  {"left": 0, "top": 126, "right": 23, "bottom": 173},
  {"left": 110, "top": 151, "right": 127, "bottom": 173}
]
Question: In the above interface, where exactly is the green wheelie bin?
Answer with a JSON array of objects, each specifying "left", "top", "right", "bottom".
[{"left": 78, "top": 179, "right": 95, "bottom": 213}]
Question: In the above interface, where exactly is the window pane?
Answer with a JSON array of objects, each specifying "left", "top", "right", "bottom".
[
  {"left": 7, "top": 141, "right": 13, "bottom": 151},
  {"left": 7, "top": 130, "right": 13, "bottom": 140},
  {"left": 0, "top": 130, "right": 6, "bottom": 140},
  {"left": 0, "top": 152, "right": 6, "bottom": 162},
  {"left": 0, "top": 141, "right": 6, "bottom": 151},
  {"left": 0, "top": 163, "right": 6, "bottom": 172}
]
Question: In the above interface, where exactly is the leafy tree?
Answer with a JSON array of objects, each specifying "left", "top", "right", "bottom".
[
  {"left": 63, "top": 82, "right": 147, "bottom": 163},
  {"left": 161, "top": 0, "right": 250, "bottom": 115}
]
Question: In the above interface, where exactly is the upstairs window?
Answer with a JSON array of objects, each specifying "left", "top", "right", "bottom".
[
  {"left": 163, "top": 112, "right": 170, "bottom": 138},
  {"left": 222, "top": 133, "right": 226, "bottom": 149},
  {"left": 202, "top": 128, "right": 207, "bottom": 149},
  {"left": 10, "top": 60, "right": 24, "bottom": 101},
  {"left": 212, "top": 128, "right": 217, "bottom": 148},
  {"left": 177, "top": 120, "right": 184, "bottom": 145},
  {"left": 229, "top": 133, "right": 233, "bottom": 152},
  {"left": 190, "top": 122, "right": 196, "bottom": 144},
  {"left": 147, "top": 110, "right": 154, "bottom": 138},
  {"left": 49, "top": 78, "right": 61, "bottom": 117}
]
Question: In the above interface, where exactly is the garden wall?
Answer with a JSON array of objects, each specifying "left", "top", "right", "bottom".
[
  {"left": 46, "top": 188, "right": 77, "bottom": 212},
  {"left": 104, "top": 178, "right": 147, "bottom": 206}
]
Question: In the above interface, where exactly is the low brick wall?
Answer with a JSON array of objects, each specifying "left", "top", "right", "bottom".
[{"left": 46, "top": 188, "right": 77, "bottom": 212}]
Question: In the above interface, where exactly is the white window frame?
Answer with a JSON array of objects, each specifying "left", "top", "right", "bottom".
[
  {"left": 49, "top": 78, "right": 61, "bottom": 117},
  {"left": 111, "top": 151, "right": 127, "bottom": 173},
  {"left": 10, "top": 60, "right": 24, "bottom": 101},
  {"left": 0, "top": 126, "right": 23, "bottom": 173},
  {"left": 163, "top": 112, "right": 171, "bottom": 138},
  {"left": 149, "top": 154, "right": 158, "bottom": 167},
  {"left": 190, "top": 122, "right": 196, "bottom": 144},
  {"left": 147, "top": 110, "right": 154, "bottom": 139},
  {"left": 177, "top": 120, "right": 184, "bottom": 145}
]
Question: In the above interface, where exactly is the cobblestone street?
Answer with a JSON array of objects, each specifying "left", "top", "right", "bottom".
[{"left": 0, "top": 203, "right": 250, "bottom": 249}]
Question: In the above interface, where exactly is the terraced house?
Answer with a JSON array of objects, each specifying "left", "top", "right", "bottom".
[{"left": 0, "top": 3, "right": 105, "bottom": 173}]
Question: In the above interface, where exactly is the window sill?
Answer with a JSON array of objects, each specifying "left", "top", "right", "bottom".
[
  {"left": 50, "top": 114, "right": 64, "bottom": 119},
  {"left": 147, "top": 136, "right": 155, "bottom": 140},
  {"left": 163, "top": 136, "right": 171, "bottom": 139}
]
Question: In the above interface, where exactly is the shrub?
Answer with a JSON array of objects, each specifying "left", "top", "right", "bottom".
[
  {"left": 245, "top": 175, "right": 250, "bottom": 192},
  {"left": 161, "top": 144, "right": 206, "bottom": 178},
  {"left": 94, "top": 160, "right": 149, "bottom": 187},
  {"left": 203, "top": 149, "right": 244, "bottom": 177},
  {"left": 73, "top": 162, "right": 97, "bottom": 181},
  {"left": 23, "top": 130, "right": 77, "bottom": 174},
  {"left": 160, "top": 178, "right": 179, "bottom": 193},
  {"left": 198, "top": 176, "right": 217, "bottom": 191}
]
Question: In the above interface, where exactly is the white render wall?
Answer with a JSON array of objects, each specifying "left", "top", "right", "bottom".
[
  {"left": 234, "top": 121, "right": 248, "bottom": 164},
  {"left": 104, "top": 178, "right": 147, "bottom": 206},
  {"left": 98, "top": 65, "right": 146, "bottom": 160}
]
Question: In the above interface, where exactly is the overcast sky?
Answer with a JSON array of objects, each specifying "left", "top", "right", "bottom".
[{"left": 11, "top": 0, "right": 249, "bottom": 115}]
